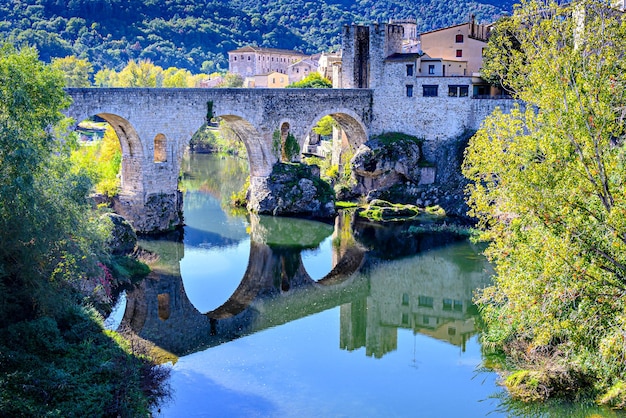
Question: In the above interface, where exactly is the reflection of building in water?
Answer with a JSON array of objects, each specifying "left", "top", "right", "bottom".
[{"left": 340, "top": 241, "right": 491, "bottom": 358}]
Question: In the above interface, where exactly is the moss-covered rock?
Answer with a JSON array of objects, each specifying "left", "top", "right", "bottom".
[{"left": 248, "top": 162, "right": 336, "bottom": 219}]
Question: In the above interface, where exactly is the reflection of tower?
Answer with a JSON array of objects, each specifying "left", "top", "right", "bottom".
[
  {"left": 340, "top": 299, "right": 366, "bottom": 351},
  {"left": 331, "top": 211, "right": 357, "bottom": 267}
]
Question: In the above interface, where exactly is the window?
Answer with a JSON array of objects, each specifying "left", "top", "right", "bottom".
[
  {"left": 456, "top": 34, "right": 464, "bottom": 43},
  {"left": 456, "top": 49, "right": 463, "bottom": 57},
  {"left": 418, "top": 295, "right": 433, "bottom": 308},
  {"left": 401, "top": 313, "right": 409, "bottom": 325},
  {"left": 428, "top": 64, "right": 435, "bottom": 75},
  {"left": 234, "top": 56, "right": 237, "bottom": 61},
  {"left": 406, "top": 64, "right": 414, "bottom": 76},
  {"left": 247, "top": 56, "right": 251, "bottom": 61},
  {"left": 423, "top": 85, "right": 438, "bottom": 97},
  {"left": 402, "top": 293, "right": 410, "bottom": 306},
  {"left": 443, "top": 299, "right": 463, "bottom": 311},
  {"left": 448, "top": 85, "right": 469, "bottom": 97},
  {"left": 406, "top": 84, "right": 413, "bottom": 97}
]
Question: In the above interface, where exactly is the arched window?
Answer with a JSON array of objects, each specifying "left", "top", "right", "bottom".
[{"left": 154, "top": 133, "right": 167, "bottom": 162}]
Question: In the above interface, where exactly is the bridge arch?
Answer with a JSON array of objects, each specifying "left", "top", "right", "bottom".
[
  {"left": 218, "top": 114, "right": 276, "bottom": 177},
  {"left": 76, "top": 112, "right": 146, "bottom": 196},
  {"left": 307, "top": 108, "right": 369, "bottom": 152}
]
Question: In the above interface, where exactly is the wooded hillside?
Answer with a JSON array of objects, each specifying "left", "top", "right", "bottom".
[{"left": 1, "top": 0, "right": 514, "bottom": 73}]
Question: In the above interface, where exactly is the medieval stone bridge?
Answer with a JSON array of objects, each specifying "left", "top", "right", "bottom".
[{"left": 64, "top": 87, "right": 373, "bottom": 232}]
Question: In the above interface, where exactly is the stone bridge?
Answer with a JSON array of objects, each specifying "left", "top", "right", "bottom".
[{"left": 64, "top": 87, "right": 373, "bottom": 232}]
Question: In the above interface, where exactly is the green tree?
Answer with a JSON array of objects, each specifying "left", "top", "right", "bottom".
[
  {"left": 463, "top": 0, "right": 626, "bottom": 407},
  {"left": 162, "top": 66, "right": 193, "bottom": 87},
  {"left": 313, "top": 115, "right": 336, "bottom": 136},
  {"left": 51, "top": 55, "right": 94, "bottom": 87},
  {"left": 0, "top": 43, "right": 102, "bottom": 322},
  {"left": 0, "top": 43, "right": 169, "bottom": 416},
  {"left": 118, "top": 59, "right": 163, "bottom": 87},
  {"left": 71, "top": 125, "right": 122, "bottom": 196},
  {"left": 286, "top": 71, "right": 332, "bottom": 88},
  {"left": 93, "top": 66, "right": 119, "bottom": 87},
  {"left": 217, "top": 72, "right": 244, "bottom": 88},
  {"left": 479, "top": 16, "right": 523, "bottom": 93}
]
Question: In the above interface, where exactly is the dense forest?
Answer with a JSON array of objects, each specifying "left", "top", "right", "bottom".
[{"left": 2, "top": 0, "right": 514, "bottom": 74}]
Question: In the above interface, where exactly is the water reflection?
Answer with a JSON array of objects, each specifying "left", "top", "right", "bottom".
[
  {"left": 117, "top": 212, "right": 491, "bottom": 363},
  {"left": 341, "top": 221, "right": 490, "bottom": 358}
]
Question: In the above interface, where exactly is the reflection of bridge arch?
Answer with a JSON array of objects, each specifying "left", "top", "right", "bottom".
[
  {"left": 206, "top": 215, "right": 366, "bottom": 319},
  {"left": 117, "top": 213, "right": 492, "bottom": 360}
]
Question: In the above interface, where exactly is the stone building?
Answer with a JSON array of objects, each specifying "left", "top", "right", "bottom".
[
  {"left": 287, "top": 56, "right": 320, "bottom": 84},
  {"left": 317, "top": 52, "right": 342, "bottom": 84},
  {"left": 228, "top": 46, "right": 307, "bottom": 79},
  {"left": 339, "top": 21, "right": 509, "bottom": 141}
]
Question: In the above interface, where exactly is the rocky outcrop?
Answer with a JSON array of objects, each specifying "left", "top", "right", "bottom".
[
  {"left": 113, "top": 191, "right": 183, "bottom": 234},
  {"left": 349, "top": 131, "right": 474, "bottom": 218},
  {"left": 247, "top": 163, "right": 336, "bottom": 219},
  {"left": 102, "top": 213, "right": 137, "bottom": 255},
  {"left": 351, "top": 134, "right": 422, "bottom": 196}
]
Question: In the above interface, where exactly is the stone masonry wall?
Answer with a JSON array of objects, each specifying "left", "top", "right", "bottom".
[{"left": 369, "top": 61, "right": 515, "bottom": 140}]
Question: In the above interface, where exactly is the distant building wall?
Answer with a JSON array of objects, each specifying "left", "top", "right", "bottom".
[{"left": 228, "top": 47, "right": 307, "bottom": 78}]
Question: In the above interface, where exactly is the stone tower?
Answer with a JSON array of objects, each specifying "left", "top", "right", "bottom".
[
  {"left": 341, "top": 23, "right": 404, "bottom": 89},
  {"left": 341, "top": 24, "right": 370, "bottom": 88}
]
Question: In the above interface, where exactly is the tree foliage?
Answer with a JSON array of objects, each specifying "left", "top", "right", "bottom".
[
  {"left": 313, "top": 115, "right": 337, "bottom": 136},
  {"left": 0, "top": 43, "right": 169, "bottom": 415},
  {"left": 94, "top": 59, "right": 209, "bottom": 87},
  {"left": 463, "top": 0, "right": 626, "bottom": 405},
  {"left": 0, "top": 43, "right": 102, "bottom": 323},
  {"left": 51, "top": 55, "right": 93, "bottom": 87},
  {"left": 216, "top": 72, "right": 244, "bottom": 88},
  {"left": 0, "top": 0, "right": 514, "bottom": 74},
  {"left": 286, "top": 72, "right": 332, "bottom": 88},
  {"left": 71, "top": 125, "right": 122, "bottom": 196}
]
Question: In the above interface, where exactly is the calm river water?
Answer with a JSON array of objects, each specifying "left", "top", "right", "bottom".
[{"left": 107, "top": 154, "right": 619, "bottom": 418}]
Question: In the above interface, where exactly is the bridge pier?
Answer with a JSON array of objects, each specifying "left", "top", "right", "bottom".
[{"left": 113, "top": 190, "right": 183, "bottom": 235}]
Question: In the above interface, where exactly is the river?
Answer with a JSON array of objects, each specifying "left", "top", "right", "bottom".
[{"left": 106, "top": 153, "right": 619, "bottom": 418}]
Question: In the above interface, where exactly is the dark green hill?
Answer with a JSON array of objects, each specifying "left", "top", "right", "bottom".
[{"left": 1, "top": 0, "right": 514, "bottom": 74}]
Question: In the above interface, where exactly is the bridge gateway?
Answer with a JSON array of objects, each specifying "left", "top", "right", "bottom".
[{"left": 64, "top": 87, "right": 373, "bottom": 233}]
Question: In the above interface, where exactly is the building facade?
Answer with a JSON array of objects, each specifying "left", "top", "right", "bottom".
[
  {"left": 228, "top": 46, "right": 308, "bottom": 79},
  {"left": 419, "top": 17, "right": 492, "bottom": 76}
]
